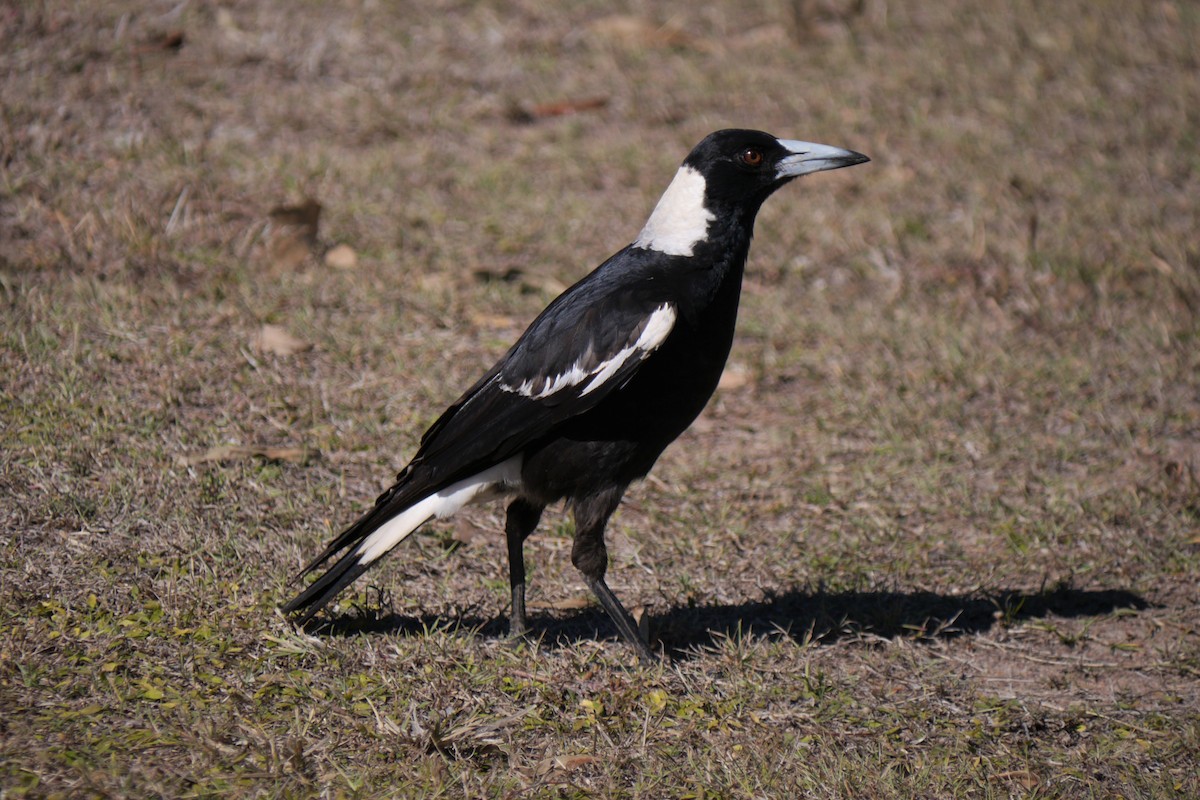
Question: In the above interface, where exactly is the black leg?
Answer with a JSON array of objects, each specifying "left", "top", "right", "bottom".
[
  {"left": 570, "top": 486, "right": 658, "bottom": 662},
  {"left": 505, "top": 498, "right": 543, "bottom": 638},
  {"left": 584, "top": 575, "right": 656, "bottom": 662}
]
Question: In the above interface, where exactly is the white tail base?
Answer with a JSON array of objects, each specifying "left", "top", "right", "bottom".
[{"left": 356, "top": 456, "right": 523, "bottom": 565}]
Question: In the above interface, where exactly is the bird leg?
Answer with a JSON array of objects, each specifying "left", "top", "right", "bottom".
[
  {"left": 571, "top": 488, "right": 658, "bottom": 662},
  {"left": 583, "top": 575, "right": 656, "bottom": 662},
  {"left": 505, "top": 498, "right": 544, "bottom": 638}
]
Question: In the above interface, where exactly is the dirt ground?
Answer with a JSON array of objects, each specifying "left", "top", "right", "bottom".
[{"left": 2, "top": 1, "right": 1199, "bottom": 797}]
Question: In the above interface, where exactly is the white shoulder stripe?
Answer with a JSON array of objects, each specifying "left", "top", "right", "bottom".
[
  {"left": 499, "top": 303, "right": 677, "bottom": 400},
  {"left": 580, "top": 303, "right": 675, "bottom": 396},
  {"left": 508, "top": 363, "right": 590, "bottom": 400}
]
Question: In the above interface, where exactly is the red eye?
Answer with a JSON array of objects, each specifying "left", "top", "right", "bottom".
[{"left": 740, "top": 148, "right": 764, "bottom": 166}]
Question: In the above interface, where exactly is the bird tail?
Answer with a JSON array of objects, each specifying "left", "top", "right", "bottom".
[{"left": 281, "top": 458, "right": 520, "bottom": 625}]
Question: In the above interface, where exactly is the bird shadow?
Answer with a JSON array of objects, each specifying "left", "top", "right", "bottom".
[
  {"left": 303, "top": 584, "right": 1150, "bottom": 659},
  {"left": 648, "top": 585, "right": 1150, "bottom": 657}
]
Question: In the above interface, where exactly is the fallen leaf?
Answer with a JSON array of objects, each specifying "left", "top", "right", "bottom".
[
  {"left": 451, "top": 517, "right": 490, "bottom": 545},
  {"left": 269, "top": 236, "right": 310, "bottom": 271},
  {"left": 508, "top": 96, "right": 609, "bottom": 123},
  {"left": 136, "top": 30, "right": 184, "bottom": 54},
  {"left": 269, "top": 198, "right": 322, "bottom": 234},
  {"left": 473, "top": 266, "right": 566, "bottom": 295},
  {"left": 587, "top": 15, "right": 713, "bottom": 51},
  {"left": 254, "top": 324, "right": 311, "bottom": 356},
  {"left": 535, "top": 754, "right": 597, "bottom": 775},
  {"left": 633, "top": 605, "right": 650, "bottom": 641},
  {"left": 529, "top": 596, "right": 592, "bottom": 611},
  {"left": 469, "top": 312, "right": 518, "bottom": 330},
  {"left": 718, "top": 362, "right": 752, "bottom": 390},
  {"left": 729, "top": 24, "right": 791, "bottom": 50},
  {"left": 990, "top": 770, "right": 1039, "bottom": 790},
  {"left": 323, "top": 243, "right": 358, "bottom": 270},
  {"left": 179, "top": 445, "right": 313, "bottom": 467},
  {"left": 267, "top": 198, "right": 321, "bottom": 271},
  {"left": 472, "top": 266, "right": 525, "bottom": 284},
  {"left": 556, "top": 755, "right": 597, "bottom": 770}
]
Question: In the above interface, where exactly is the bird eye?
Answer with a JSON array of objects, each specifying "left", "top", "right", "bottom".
[{"left": 739, "top": 148, "right": 764, "bottom": 167}]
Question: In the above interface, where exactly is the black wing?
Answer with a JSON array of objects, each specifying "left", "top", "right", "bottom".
[
  {"left": 287, "top": 247, "right": 678, "bottom": 589},
  {"left": 412, "top": 250, "right": 678, "bottom": 486}
]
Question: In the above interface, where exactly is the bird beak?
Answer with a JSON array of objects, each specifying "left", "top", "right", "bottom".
[{"left": 775, "top": 139, "right": 870, "bottom": 179}]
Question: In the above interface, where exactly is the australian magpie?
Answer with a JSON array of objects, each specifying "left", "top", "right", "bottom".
[{"left": 283, "top": 129, "right": 868, "bottom": 660}]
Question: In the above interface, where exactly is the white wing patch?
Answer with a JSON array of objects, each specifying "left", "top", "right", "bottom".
[
  {"left": 633, "top": 165, "right": 714, "bottom": 257},
  {"left": 501, "top": 303, "right": 677, "bottom": 400},
  {"left": 507, "top": 363, "right": 590, "bottom": 400},
  {"left": 580, "top": 304, "right": 675, "bottom": 395},
  {"left": 356, "top": 456, "right": 522, "bottom": 565}
]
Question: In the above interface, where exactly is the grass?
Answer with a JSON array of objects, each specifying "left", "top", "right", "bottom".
[{"left": 3, "top": 0, "right": 1199, "bottom": 797}]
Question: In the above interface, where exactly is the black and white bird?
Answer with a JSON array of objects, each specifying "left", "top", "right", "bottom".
[{"left": 283, "top": 130, "right": 868, "bottom": 660}]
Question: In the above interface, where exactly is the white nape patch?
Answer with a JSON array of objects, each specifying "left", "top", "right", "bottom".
[
  {"left": 500, "top": 303, "right": 677, "bottom": 400},
  {"left": 633, "top": 165, "right": 714, "bottom": 256},
  {"left": 356, "top": 456, "right": 522, "bottom": 565}
]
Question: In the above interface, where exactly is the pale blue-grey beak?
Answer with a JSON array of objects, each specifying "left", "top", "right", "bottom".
[{"left": 776, "top": 139, "right": 870, "bottom": 179}]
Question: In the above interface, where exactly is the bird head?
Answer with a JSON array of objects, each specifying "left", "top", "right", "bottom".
[
  {"left": 687, "top": 129, "right": 869, "bottom": 208},
  {"left": 634, "top": 129, "right": 868, "bottom": 257}
]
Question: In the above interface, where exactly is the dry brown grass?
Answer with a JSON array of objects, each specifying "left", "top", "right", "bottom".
[{"left": 3, "top": 0, "right": 1199, "bottom": 797}]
